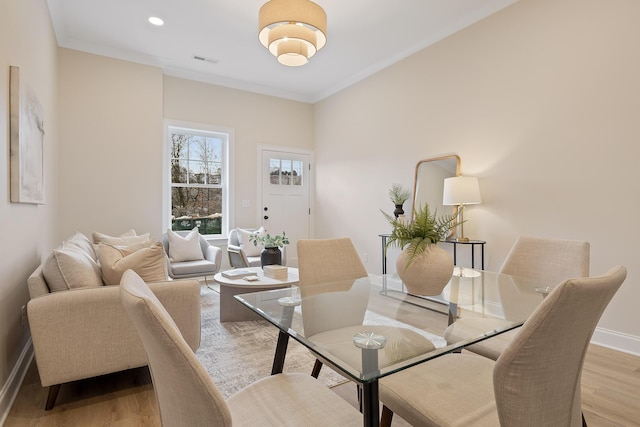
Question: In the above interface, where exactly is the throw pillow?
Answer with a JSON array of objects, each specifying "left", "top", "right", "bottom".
[
  {"left": 237, "top": 227, "right": 266, "bottom": 257},
  {"left": 43, "top": 247, "right": 104, "bottom": 292},
  {"left": 92, "top": 229, "right": 151, "bottom": 246},
  {"left": 62, "top": 231, "right": 98, "bottom": 262},
  {"left": 98, "top": 242, "right": 168, "bottom": 286},
  {"left": 167, "top": 227, "right": 204, "bottom": 262}
]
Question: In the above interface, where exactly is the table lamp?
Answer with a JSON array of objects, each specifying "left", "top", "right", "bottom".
[{"left": 443, "top": 176, "right": 481, "bottom": 242}]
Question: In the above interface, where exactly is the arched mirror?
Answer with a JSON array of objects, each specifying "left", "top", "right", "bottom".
[{"left": 411, "top": 155, "right": 461, "bottom": 224}]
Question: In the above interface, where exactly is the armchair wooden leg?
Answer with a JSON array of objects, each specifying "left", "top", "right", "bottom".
[
  {"left": 45, "top": 384, "right": 61, "bottom": 410},
  {"left": 380, "top": 405, "right": 394, "bottom": 427},
  {"left": 311, "top": 359, "right": 323, "bottom": 378}
]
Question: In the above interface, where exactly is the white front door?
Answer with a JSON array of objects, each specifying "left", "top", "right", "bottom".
[{"left": 260, "top": 148, "right": 311, "bottom": 266}]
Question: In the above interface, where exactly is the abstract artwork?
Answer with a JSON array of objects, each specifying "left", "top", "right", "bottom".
[{"left": 10, "top": 65, "right": 45, "bottom": 204}]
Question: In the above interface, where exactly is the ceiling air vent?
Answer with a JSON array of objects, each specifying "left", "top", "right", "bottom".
[{"left": 193, "top": 55, "right": 218, "bottom": 64}]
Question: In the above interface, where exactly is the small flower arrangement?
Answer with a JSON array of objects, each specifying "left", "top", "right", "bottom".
[{"left": 249, "top": 231, "right": 289, "bottom": 248}]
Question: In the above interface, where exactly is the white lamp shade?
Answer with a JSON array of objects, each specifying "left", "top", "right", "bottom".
[{"left": 443, "top": 176, "right": 481, "bottom": 206}]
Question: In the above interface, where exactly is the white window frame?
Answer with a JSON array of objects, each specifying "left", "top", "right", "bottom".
[{"left": 163, "top": 119, "right": 234, "bottom": 243}]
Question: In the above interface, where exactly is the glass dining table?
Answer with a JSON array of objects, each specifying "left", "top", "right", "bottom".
[{"left": 235, "top": 270, "right": 552, "bottom": 427}]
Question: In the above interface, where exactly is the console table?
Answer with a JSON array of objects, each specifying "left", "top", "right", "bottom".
[
  {"left": 441, "top": 239, "right": 486, "bottom": 270},
  {"left": 379, "top": 234, "right": 486, "bottom": 272}
]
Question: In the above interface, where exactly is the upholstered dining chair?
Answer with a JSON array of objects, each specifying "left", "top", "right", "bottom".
[
  {"left": 444, "top": 236, "right": 590, "bottom": 360},
  {"left": 297, "top": 238, "right": 436, "bottom": 378},
  {"left": 379, "top": 265, "right": 626, "bottom": 427},
  {"left": 119, "top": 269, "right": 362, "bottom": 427}
]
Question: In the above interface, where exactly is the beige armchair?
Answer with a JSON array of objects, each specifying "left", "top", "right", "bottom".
[
  {"left": 27, "top": 265, "right": 201, "bottom": 409},
  {"left": 444, "top": 236, "right": 590, "bottom": 360},
  {"left": 119, "top": 269, "right": 362, "bottom": 427},
  {"left": 380, "top": 266, "right": 626, "bottom": 427}
]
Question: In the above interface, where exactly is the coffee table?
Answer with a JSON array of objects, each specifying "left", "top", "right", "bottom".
[{"left": 214, "top": 267, "right": 299, "bottom": 322}]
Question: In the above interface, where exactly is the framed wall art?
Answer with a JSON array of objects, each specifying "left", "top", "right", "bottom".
[{"left": 10, "top": 65, "right": 45, "bottom": 204}]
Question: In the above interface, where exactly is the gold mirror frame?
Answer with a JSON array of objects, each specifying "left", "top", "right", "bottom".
[{"left": 411, "top": 155, "right": 461, "bottom": 235}]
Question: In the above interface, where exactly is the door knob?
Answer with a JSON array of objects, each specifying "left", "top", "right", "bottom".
[{"left": 264, "top": 215, "right": 269, "bottom": 220}]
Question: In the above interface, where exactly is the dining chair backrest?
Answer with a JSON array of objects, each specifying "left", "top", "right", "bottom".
[
  {"left": 494, "top": 265, "right": 626, "bottom": 427},
  {"left": 120, "top": 270, "right": 233, "bottom": 427},
  {"left": 297, "top": 238, "right": 369, "bottom": 337},
  {"left": 499, "top": 236, "right": 590, "bottom": 287}
]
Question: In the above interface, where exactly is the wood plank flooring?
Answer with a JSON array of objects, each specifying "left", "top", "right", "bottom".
[{"left": 5, "top": 287, "right": 639, "bottom": 426}]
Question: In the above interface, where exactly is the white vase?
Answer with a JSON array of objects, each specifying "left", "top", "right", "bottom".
[{"left": 396, "top": 245, "right": 454, "bottom": 296}]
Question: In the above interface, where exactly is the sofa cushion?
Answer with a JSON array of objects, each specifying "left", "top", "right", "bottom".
[
  {"left": 237, "top": 227, "right": 265, "bottom": 257},
  {"left": 167, "top": 227, "right": 204, "bottom": 262},
  {"left": 98, "top": 242, "right": 168, "bottom": 286},
  {"left": 43, "top": 247, "right": 104, "bottom": 292}
]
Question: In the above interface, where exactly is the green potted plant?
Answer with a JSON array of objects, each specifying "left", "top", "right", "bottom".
[
  {"left": 388, "top": 183, "right": 412, "bottom": 218},
  {"left": 249, "top": 231, "right": 289, "bottom": 267},
  {"left": 382, "top": 203, "right": 458, "bottom": 295}
]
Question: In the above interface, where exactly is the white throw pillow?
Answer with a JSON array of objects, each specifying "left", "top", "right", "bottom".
[
  {"left": 236, "top": 227, "right": 265, "bottom": 257},
  {"left": 62, "top": 232, "right": 98, "bottom": 262},
  {"left": 92, "top": 229, "right": 137, "bottom": 244},
  {"left": 167, "top": 227, "right": 204, "bottom": 262}
]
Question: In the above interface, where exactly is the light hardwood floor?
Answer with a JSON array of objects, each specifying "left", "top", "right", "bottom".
[
  {"left": 5, "top": 344, "right": 639, "bottom": 426},
  {"left": 5, "top": 290, "right": 640, "bottom": 426}
]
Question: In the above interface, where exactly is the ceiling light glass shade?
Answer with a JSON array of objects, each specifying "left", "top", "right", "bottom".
[
  {"left": 268, "top": 24, "right": 317, "bottom": 58},
  {"left": 258, "top": 0, "right": 327, "bottom": 66},
  {"left": 277, "top": 40, "right": 309, "bottom": 66}
]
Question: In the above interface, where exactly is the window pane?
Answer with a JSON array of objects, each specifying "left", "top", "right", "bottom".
[
  {"left": 292, "top": 160, "right": 303, "bottom": 186},
  {"left": 270, "top": 158, "right": 280, "bottom": 184},
  {"left": 171, "top": 133, "right": 189, "bottom": 160},
  {"left": 171, "top": 160, "right": 188, "bottom": 184},
  {"left": 171, "top": 187, "right": 222, "bottom": 234}
]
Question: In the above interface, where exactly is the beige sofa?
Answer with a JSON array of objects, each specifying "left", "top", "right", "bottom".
[{"left": 26, "top": 232, "right": 202, "bottom": 409}]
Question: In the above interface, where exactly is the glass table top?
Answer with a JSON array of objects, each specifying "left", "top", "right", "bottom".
[{"left": 235, "top": 270, "right": 549, "bottom": 383}]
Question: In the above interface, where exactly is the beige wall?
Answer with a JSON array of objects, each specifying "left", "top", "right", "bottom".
[
  {"left": 0, "top": 0, "right": 58, "bottom": 410},
  {"left": 163, "top": 76, "right": 314, "bottom": 231},
  {"left": 314, "top": 0, "right": 640, "bottom": 351},
  {"left": 57, "top": 49, "right": 164, "bottom": 240}
]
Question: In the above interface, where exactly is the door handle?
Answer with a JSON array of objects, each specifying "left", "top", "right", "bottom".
[{"left": 264, "top": 215, "right": 269, "bottom": 220}]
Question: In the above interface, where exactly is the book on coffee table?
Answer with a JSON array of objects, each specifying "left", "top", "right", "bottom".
[{"left": 221, "top": 269, "right": 255, "bottom": 279}]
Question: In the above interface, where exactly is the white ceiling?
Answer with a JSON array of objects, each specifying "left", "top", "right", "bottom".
[{"left": 47, "top": 0, "right": 518, "bottom": 103}]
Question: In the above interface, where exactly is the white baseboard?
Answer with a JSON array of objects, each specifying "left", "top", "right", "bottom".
[
  {"left": 592, "top": 327, "right": 640, "bottom": 357},
  {"left": 0, "top": 338, "right": 33, "bottom": 426}
]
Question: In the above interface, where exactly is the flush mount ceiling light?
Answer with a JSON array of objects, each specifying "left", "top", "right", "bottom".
[
  {"left": 148, "top": 16, "right": 164, "bottom": 26},
  {"left": 258, "top": 0, "right": 327, "bottom": 67}
]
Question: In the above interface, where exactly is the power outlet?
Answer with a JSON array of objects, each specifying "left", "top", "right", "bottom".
[{"left": 21, "top": 305, "right": 27, "bottom": 327}]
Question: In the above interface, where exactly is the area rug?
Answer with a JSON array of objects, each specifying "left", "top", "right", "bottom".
[
  {"left": 195, "top": 285, "right": 347, "bottom": 398},
  {"left": 195, "top": 284, "right": 446, "bottom": 399}
]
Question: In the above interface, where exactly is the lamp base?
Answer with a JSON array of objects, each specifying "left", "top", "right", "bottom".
[{"left": 455, "top": 236, "right": 470, "bottom": 242}]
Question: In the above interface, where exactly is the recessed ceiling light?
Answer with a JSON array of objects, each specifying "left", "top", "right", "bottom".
[{"left": 148, "top": 16, "right": 164, "bottom": 26}]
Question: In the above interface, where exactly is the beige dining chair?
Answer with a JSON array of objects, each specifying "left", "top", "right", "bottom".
[
  {"left": 119, "top": 269, "right": 362, "bottom": 427},
  {"left": 379, "top": 265, "right": 626, "bottom": 427},
  {"left": 444, "top": 236, "right": 590, "bottom": 360},
  {"left": 297, "top": 238, "right": 436, "bottom": 379}
]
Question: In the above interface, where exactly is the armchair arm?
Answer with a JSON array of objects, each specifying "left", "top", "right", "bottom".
[
  {"left": 227, "top": 244, "right": 250, "bottom": 268},
  {"left": 204, "top": 244, "right": 223, "bottom": 270}
]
